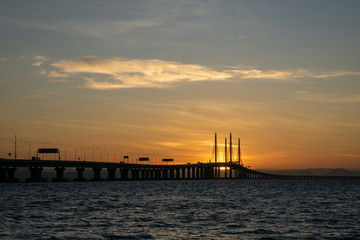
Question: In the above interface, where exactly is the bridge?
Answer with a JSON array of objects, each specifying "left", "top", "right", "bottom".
[
  {"left": 0, "top": 159, "right": 358, "bottom": 182},
  {"left": 1, "top": 133, "right": 359, "bottom": 182}
]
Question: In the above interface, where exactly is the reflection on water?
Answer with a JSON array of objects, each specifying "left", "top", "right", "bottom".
[{"left": 1, "top": 179, "right": 359, "bottom": 239}]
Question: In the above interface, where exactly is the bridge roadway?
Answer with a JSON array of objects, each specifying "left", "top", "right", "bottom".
[{"left": 0, "top": 159, "right": 359, "bottom": 182}]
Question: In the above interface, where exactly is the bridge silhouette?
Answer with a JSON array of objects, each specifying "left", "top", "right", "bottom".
[
  {"left": 1, "top": 133, "right": 359, "bottom": 182},
  {"left": 1, "top": 159, "right": 358, "bottom": 182}
]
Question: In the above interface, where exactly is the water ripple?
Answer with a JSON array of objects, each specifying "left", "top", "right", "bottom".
[{"left": 1, "top": 179, "right": 359, "bottom": 239}]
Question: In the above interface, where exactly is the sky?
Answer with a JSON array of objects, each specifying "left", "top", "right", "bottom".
[{"left": 1, "top": 0, "right": 360, "bottom": 169}]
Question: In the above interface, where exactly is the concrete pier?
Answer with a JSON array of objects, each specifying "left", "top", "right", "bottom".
[
  {"left": 53, "top": 167, "right": 67, "bottom": 182},
  {"left": 132, "top": 169, "right": 140, "bottom": 180},
  {"left": 0, "top": 167, "right": 18, "bottom": 182},
  {"left": 0, "top": 167, "right": 7, "bottom": 182},
  {"left": 169, "top": 169, "right": 174, "bottom": 180},
  {"left": 106, "top": 168, "right": 117, "bottom": 181},
  {"left": 74, "top": 167, "right": 86, "bottom": 181},
  {"left": 176, "top": 168, "right": 180, "bottom": 180},
  {"left": 92, "top": 167, "right": 103, "bottom": 181},
  {"left": 27, "top": 166, "right": 45, "bottom": 182},
  {"left": 121, "top": 168, "right": 129, "bottom": 180},
  {"left": 162, "top": 169, "right": 168, "bottom": 180},
  {"left": 192, "top": 167, "right": 196, "bottom": 179}
]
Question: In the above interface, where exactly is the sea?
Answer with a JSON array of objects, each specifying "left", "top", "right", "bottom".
[{"left": 1, "top": 179, "right": 359, "bottom": 240}]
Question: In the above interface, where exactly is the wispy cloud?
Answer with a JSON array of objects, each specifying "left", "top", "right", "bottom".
[
  {"left": 32, "top": 55, "right": 47, "bottom": 66},
  {"left": 0, "top": 58, "right": 7, "bottom": 62},
  {"left": 40, "top": 70, "right": 68, "bottom": 79},
  {"left": 339, "top": 123, "right": 360, "bottom": 128},
  {"left": 31, "top": 56, "right": 360, "bottom": 89},
  {"left": 20, "top": 55, "right": 48, "bottom": 66},
  {"left": 294, "top": 91, "right": 309, "bottom": 94},
  {"left": 312, "top": 71, "right": 360, "bottom": 78},
  {"left": 51, "top": 56, "right": 232, "bottom": 89},
  {"left": 334, "top": 153, "right": 360, "bottom": 158},
  {"left": 24, "top": 91, "right": 62, "bottom": 99},
  {"left": 2, "top": 17, "right": 165, "bottom": 40},
  {"left": 297, "top": 94, "right": 360, "bottom": 104},
  {"left": 229, "top": 68, "right": 360, "bottom": 81}
]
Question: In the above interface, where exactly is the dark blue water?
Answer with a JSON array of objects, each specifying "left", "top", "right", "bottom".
[{"left": 1, "top": 179, "right": 359, "bottom": 239}]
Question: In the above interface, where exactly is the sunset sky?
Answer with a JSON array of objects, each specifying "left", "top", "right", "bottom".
[{"left": 1, "top": 0, "right": 360, "bottom": 169}]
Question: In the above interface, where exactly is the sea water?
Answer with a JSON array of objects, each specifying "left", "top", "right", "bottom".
[{"left": 1, "top": 179, "right": 359, "bottom": 239}]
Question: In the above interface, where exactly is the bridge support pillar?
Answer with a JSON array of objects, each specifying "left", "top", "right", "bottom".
[
  {"left": 0, "top": 167, "right": 17, "bottom": 182},
  {"left": 141, "top": 169, "right": 146, "bottom": 180},
  {"left": 210, "top": 166, "right": 214, "bottom": 179},
  {"left": 0, "top": 167, "right": 8, "bottom": 182},
  {"left": 181, "top": 168, "right": 186, "bottom": 179},
  {"left": 74, "top": 167, "right": 86, "bottom": 181},
  {"left": 238, "top": 169, "right": 243, "bottom": 179},
  {"left": 176, "top": 168, "right": 180, "bottom": 179},
  {"left": 53, "top": 167, "right": 67, "bottom": 182},
  {"left": 187, "top": 167, "right": 191, "bottom": 179},
  {"left": 155, "top": 169, "right": 161, "bottom": 180},
  {"left": 106, "top": 168, "right": 117, "bottom": 181},
  {"left": 7, "top": 167, "right": 17, "bottom": 182},
  {"left": 204, "top": 166, "right": 211, "bottom": 179},
  {"left": 121, "top": 168, "right": 129, "bottom": 180},
  {"left": 169, "top": 169, "right": 175, "bottom": 180},
  {"left": 149, "top": 169, "right": 154, "bottom": 180},
  {"left": 27, "top": 166, "right": 45, "bottom": 182},
  {"left": 191, "top": 167, "right": 196, "bottom": 179},
  {"left": 132, "top": 169, "right": 140, "bottom": 180},
  {"left": 162, "top": 169, "right": 168, "bottom": 180},
  {"left": 205, "top": 167, "right": 209, "bottom": 179},
  {"left": 92, "top": 167, "right": 102, "bottom": 181},
  {"left": 229, "top": 168, "right": 232, "bottom": 179}
]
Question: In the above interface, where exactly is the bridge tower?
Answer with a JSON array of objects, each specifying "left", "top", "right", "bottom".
[
  {"left": 214, "top": 133, "right": 218, "bottom": 178},
  {"left": 229, "top": 133, "right": 232, "bottom": 163},
  {"left": 238, "top": 137, "right": 242, "bottom": 166},
  {"left": 224, "top": 138, "right": 227, "bottom": 178},
  {"left": 214, "top": 133, "right": 217, "bottom": 164}
]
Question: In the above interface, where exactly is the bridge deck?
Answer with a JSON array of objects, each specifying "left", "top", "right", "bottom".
[{"left": 1, "top": 159, "right": 359, "bottom": 182}]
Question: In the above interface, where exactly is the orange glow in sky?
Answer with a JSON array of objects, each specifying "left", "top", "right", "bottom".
[{"left": 1, "top": 1, "right": 360, "bottom": 170}]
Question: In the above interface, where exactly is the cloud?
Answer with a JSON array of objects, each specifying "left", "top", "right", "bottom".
[
  {"left": 36, "top": 55, "right": 360, "bottom": 89},
  {"left": 2, "top": 17, "right": 165, "bottom": 40},
  {"left": 20, "top": 55, "right": 48, "bottom": 66},
  {"left": 34, "top": 56, "right": 47, "bottom": 62},
  {"left": 51, "top": 56, "right": 232, "bottom": 89},
  {"left": 312, "top": 71, "right": 360, "bottom": 78},
  {"left": 294, "top": 91, "right": 309, "bottom": 94},
  {"left": 47, "top": 70, "right": 68, "bottom": 78},
  {"left": 229, "top": 68, "right": 360, "bottom": 81},
  {"left": 229, "top": 69, "right": 301, "bottom": 80},
  {"left": 297, "top": 94, "right": 360, "bottom": 104},
  {"left": 334, "top": 153, "right": 360, "bottom": 158},
  {"left": 32, "top": 55, "right": 47, "bottom": 66},
  {"left": 0, "top": 58, "right": 7, "bottom": 62},
  {"left": 154, "top": 141, "right": 183, "bottom": 148},
  {"left": 339, "top": 123, "right": 360, "bottom": 128},
  {"left": 24, "top": 91, "right": 62, "bottom": 99},
  {"left": 40, "top": 69, "right": 68, "bottom": 78}
]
